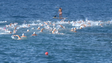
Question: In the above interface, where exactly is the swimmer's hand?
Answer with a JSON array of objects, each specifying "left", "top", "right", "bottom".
[
  {"left": 13, "top": 35, "right": 16, "bottom": 36},
  {"left": 13, "top": 35, "right": 19, "bottom": 36}
]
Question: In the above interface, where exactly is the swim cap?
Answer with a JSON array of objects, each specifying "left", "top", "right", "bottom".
[
  {"left": 22, "top": 33, "right": 24, "bottom": 36},
  {"left": 32, "top": 28, "right": 34, "bottom": 29},
  {"left": 33, "top": 32, "right": 35, "bottom": 34},
  {"left": 27, "top": 29, "right": 29, "bottom": 31}
]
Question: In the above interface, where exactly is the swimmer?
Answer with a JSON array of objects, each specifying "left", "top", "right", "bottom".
[
  {"left": 59, "top": 24, "right": 65, "bottom": 29},
  {"left": 6, "top": 25, "right": 9, "bottom": 28},
  {"left": 79, "top": 26, "right": 83, "bottom": 29},
  {"left": 14, "top": 26, "right": 18, "bottom": 29},
  {"left": 10, "top": 23, "right": 12, "bottom": 26},
  {"left": 52, "top": 30, "right": 55, "bottom": 34},
  {"left": 47, "top": 25, "right": 50, "bottom": 29},
  {"left": 100, "top": 24, "right": 103, "bottom": 27},
  {"left": 49, "top": 22, "right": 51, "bottom": 25},
  {"left": 87, "top": 22, "right": 91, "bottom": 27},
  {"left": 41, "top": 24, "right": 44, "bottom": 26},
  {"left": 71, "top": 28, "right": 77, "bottom": 32},
  {"left": 13, "top": 29, "right": 17, "bottom": 34},
  {"left": 9, "top": 31, "right": 12, "bottom": 34},
  {"left": 71, "top": 28, "right": 74, "bottom": 31},
  {"left": 77, "top": 21, "right": 82, "bottom": 23},
  {"left": 27, "top": 29, "right": 30, "bottom": 32},
  {"left": 74, "top": 28, "right": 76, "bottom": 30},
  {"left": 32, "top": 27, "right": 35, "bottom": 29},
  {"left": 32, "top": 32, "right": 37, "bottom": 36},
  {"left": 44, "top": 22, "right": 48, "bottom": 25},
  {"left": 28, "top": 24, "right": 30, "bottom": 27},
  {"left": 59, "top": 7, "right": 62, "bottom": 19},
  {"left": 74, "top": 30, "right": 77, "bottom": 32},
  {"left": 52, "top": 28, "right": 62, "bottom": 34},
  {"left": 13, "top": 33, "right": 27, "bottom": 40},
  {"left": 40, "top": 28, "right": 45, "bottom": 32},
  {"left": 37, "top": 27, "right": 40, "bottom": 30},
  {"left": 53, "top": 23, "right": 55, "bottom": 26},
  {"left": 81, "top": 24, "right": 86, "bottom": 27},
  {"left": 52, "top": 28, "right": 56, "bottom": 34},
  {"left": 5, "top": 29, "right": 12, "bottom": 34}
]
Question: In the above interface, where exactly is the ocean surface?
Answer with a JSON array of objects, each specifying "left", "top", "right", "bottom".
[{"left": 0, "top": 0, "right": 112, "bottom": 63}]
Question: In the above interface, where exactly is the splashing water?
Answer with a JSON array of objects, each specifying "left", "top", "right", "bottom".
[{"left": 0, "top": 19, "right": 111, "bottom": 39}]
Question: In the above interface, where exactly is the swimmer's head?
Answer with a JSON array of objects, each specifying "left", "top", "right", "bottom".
[
  {"left": 33, "top": 32, "right": 35, "bottom": 34},
  {"left": 27, "top": 29, "right": 29, "bottom": 32},
  {"left": 32, "top": 27, "right": 34, "bottom": 29},
  {"left": 9, "top": 31, "right": 12, "bottom": 34},
  {"left": 22, "top": 33, "right": 24, "bottom": 36}
]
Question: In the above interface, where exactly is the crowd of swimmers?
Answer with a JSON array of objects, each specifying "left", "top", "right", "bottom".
[{"left": 0, "top": 18, "right": 111, "bottom": 40}]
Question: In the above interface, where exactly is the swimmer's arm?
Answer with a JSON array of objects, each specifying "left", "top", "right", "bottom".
[
  {"left": 13, "top": 35, "right": 16, "bottom": 36},
  {"left": 17, "top": 35, "right": 21, "bottom": 39},
  {"left": 13, "top": 35, "right": 21, "bottom": 39},
  {"left": 13, "top": 35, "right": 19, "bottom": 36}
]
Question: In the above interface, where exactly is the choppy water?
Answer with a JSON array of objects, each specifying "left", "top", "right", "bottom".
[{"left": 0, "top": 0, "right": 112, "bottom": 63}]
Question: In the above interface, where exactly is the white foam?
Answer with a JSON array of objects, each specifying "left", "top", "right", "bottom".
[
  {"left": 0, "top": 19, "right": 111, "bottom": 36},
  {"left": 0, "top": 21, "right": 7, "bottom": 23}
]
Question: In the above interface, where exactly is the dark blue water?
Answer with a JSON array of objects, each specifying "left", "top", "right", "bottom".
[{"left": 0, "top": 0, "right": 112, "bottom": 63}]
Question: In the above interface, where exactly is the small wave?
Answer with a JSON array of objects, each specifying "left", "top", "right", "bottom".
[
  {"left": 0, "top": 21, "right": 7, "bottom": 23},
  {"left": 0, "top": 31, "right": 11, "bottom": 35},
  {"left": 11, "top": 15, "right": 27, "bottom": 18}
]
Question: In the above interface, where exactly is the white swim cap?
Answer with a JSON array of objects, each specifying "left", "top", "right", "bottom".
[
  {"left": 27, "top": 29, "right": 29, "bottom": 31},
  {"left": 33, "top": 32, "right": 35, "bottom": 34},
  {"left": 32, "top": 27, "right": 34, "bottom": 29},
  {"left": 22, "top": 33, "right": 24, "bottom": 36}
]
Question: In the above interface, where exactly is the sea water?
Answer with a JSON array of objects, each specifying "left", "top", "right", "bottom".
[{"left": 0, "top": 0, "right": 112, "bottom": 63}]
